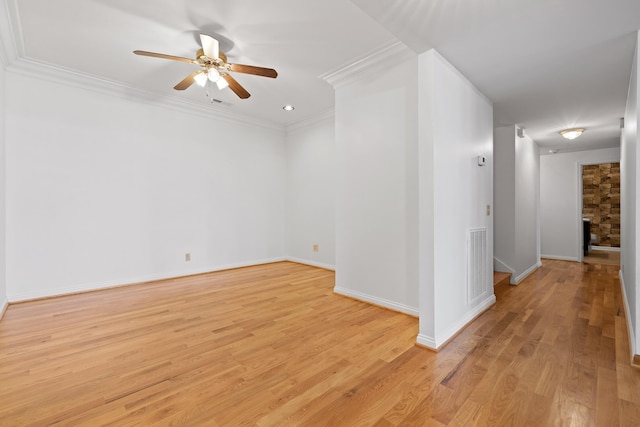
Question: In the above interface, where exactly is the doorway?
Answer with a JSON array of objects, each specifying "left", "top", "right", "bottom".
[{"left": 580, "top": 162, "right": 621, "bottom": 266}]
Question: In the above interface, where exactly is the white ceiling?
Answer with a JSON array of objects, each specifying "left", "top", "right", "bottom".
[{"left": 2, "top": 0, "right": 640, "bottom": 153}]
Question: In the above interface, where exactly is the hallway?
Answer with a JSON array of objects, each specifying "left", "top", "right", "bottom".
[{"left": 483, "top": 259, "right": 638, "bottom": 425}]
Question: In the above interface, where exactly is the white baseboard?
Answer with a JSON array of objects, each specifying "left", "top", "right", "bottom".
[
  {"left": 493, "top": 257, "right": 514, "bottom": 274},
  {"left": 416, "top": 333, "right": 437, "bottom": 349},
  {"left": 0, "top": 298, "right": 8, "bottom": 320},
  {"left": 494, "top": 258, "right": 541, "bottom": 285},
  {"left": 286, "top": 257, "right": 335, "bottom": 271},
  {"left": 592, "top": 246, "right": 621, "bottom": 252},
  {"left": 513, "top": 262, "right": 541, "bottom": 285},
  {"left": 333, "top": 286, "right": 419, "bottom": 317},
  {"left": 619, "top": 272, "right": 637, "bottom": 360},
  {"left": 7, "top": 257, "right": 288, "bottom": 302},
  {"left": 416, "top": 294, "right": 496, "bottom": 350},
  {"left": 540, "top": 254, "right": 579, "bottom": 262}
]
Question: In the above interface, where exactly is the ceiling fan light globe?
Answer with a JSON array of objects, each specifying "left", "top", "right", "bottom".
[
  {"left": 207, "top": 68, "right": 220, "bottom": 82},
  {"left": 194, "top": 72, "right": 208, "bottom": 87},
  {"left": 216, "top": 76, "right": 229, "bottom": 90}
]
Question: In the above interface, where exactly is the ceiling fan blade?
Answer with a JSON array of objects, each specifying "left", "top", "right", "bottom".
[
  {"left": 133, "top": 50, "right": 196, "bottom": 64},
  {"left": 199, "top": 34, "right": 219, "bottom": 59},
  {"left": 222, "top": 74, "right": 250, "bottom": 99},
  {"left": 228, "top": 63, "right": 278, "bottom": 78},
  {"left": 173, "top": 70, "right": 202, "bottom": 90}
]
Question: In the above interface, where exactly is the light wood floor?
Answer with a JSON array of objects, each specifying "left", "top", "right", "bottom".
[
  {"left": 583, "top": 249, "right": 621, "bottom": 266},
  {"left": 1, "top": 260, "right": 639, "bottom": 426}
]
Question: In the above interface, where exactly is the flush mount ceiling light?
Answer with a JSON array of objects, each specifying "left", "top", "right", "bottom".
[
  {"left": 283, "top": 105, "right": 295, "bottom": 111},
  {"left": 560, "top": 128, "right": 585, "bottom": 140}
]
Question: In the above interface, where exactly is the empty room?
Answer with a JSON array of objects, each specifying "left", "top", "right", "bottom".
[{"left": 1, "top": 0, "right": 640, "bottom": 425}]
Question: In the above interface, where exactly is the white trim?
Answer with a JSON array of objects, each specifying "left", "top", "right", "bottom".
[
  {"left": 0, "top": 41, "right": 6, "bottom": 68},
  {"left": 619, "top": 271, "right": 637, "bottom": 359},
  {"left": 0, "top": 20, "right": 7, "bottom": 68},
  {"left": 416, "top": 294, "right": 496, "bottom": 350},
  {"left": 10, "top": 57, "right": 284, "bottom": 132},
  {"left": 333, "top": 286, "right": 419, "bottom": 317},
  {"left": 541, "top": 254, "right": 579, "bottom": 262},
  {"left": 591, "top": 246, "right": 621, "bottom": 252},
  {"left": 286, "top": 109, "right": 334, "bottom": 133},
  {"left": 577, "top": 162, "right": 584, "bottom": 263},
  {"left": 512, "top": 262, "right": 541, "bottom": 284},
  {"left": 7, "top": 257, "right": 287, "bottom": 302},
  {"left": 286, "top": 257, "right": 335, "bottom": 271},
  {"left": 0, "top": 298, "right": 8, "bottom": 320},
  {"left": 493, "top": 256, "right": 514, "bottom": 274},
  {"left": 416, "top": 333, "right": 437, "bottom": 349},
  {"left": 0, "top": 0, "right": 18, "bottom": 67},
  {"left": 320, "top": 41, "right": 416, "bottom": 89},
  {"left": 4, "top": 0, "right": 23, "bottom": 57}
]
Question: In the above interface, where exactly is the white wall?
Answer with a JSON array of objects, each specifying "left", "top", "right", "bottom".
[
  {"left": 621, "top": 32, "right": 639, "bottom": 358},
  {"left": 285, "top": 115, "right": 335, "bottom": 269},
  {"left": 5, "top": 73, "right": 287, "bottom": 301},
  {"left": 494, "top": 126, "right": 517, "bottom": 273},
  {"left": 540, "top": 147, "right": 621, "bottom": 262},
  {"left": 494, "top": 126, "right": 540, "bottom": 282},
  {"left": 0, "top": 58, "right": 7, "bottom": 316},
  {"left": 515, "top": 133, "right": 540, "bottom": 277},
  {"left": 418, "top": 50, "right": 495, "bottom": 349},
  {"left": 333, "top": 54, "right": 419, "bottom": 316}
]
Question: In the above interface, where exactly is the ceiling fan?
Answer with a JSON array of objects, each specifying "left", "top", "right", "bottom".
[{"left": 134, "top": 34, "right": 278, "bottom": 99}]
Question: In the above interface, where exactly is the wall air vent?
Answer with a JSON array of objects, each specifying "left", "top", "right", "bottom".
[{"left": 467, "top": 228, "right": 489, "bottom": 304}]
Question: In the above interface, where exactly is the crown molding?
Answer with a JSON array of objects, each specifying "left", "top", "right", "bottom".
[
  {"left": 286, "top": 108, "right": 334, "bottom": 133},
  {"left": 319, "top": 41, "right": 416, "bottom": 89},
  {"left": 0, "top": 34, "right": 6, "bottom": 69},
  {"left": 6, "top": 56, "right": 285, "bottom": 132},
  {"left": 0, "top": 0, "right": 18, "bottom": 67}
]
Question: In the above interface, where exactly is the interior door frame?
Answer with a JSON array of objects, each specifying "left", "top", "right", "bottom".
[
  {"left": 577, "top": 160, "right": 622, "bottom": 263},
  {"left": 577, "top": 162, "right": 584, "bottom": 263}
]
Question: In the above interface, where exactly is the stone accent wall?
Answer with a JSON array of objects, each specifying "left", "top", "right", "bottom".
[{"left": 582, "top": 163, "right": 621, "bottom": 247}]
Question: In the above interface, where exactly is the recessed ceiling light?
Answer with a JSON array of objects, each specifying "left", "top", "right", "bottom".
[
  {"left": 560, "top": 128, "right": 585, "bottom": 140},
  {"left": 549, "top": 149, "right": 559, "bottom": 154},
  {"left": 283, "top": 105, "right": 295, "bottom": 111}
]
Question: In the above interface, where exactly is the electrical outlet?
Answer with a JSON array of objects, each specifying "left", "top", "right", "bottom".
[
  {"left": 486, "top": 205, "right": 491, "bottom": 216},
  {"left": 313, "top": 244, "right": 319, "bottom": 252},
  {"left": 185, "top": 252, "right": 191, "bottom": 262}
]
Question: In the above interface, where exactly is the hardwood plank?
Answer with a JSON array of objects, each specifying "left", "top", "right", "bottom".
[
  {"left": 1, "top": 259, "right": 639, "bottom": 425},
  {"left": 522, "top": 392, "right": 553, "bottom": 427},
  {"left": 596, "top": 366, "right": 620, "bottom": 426}
]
